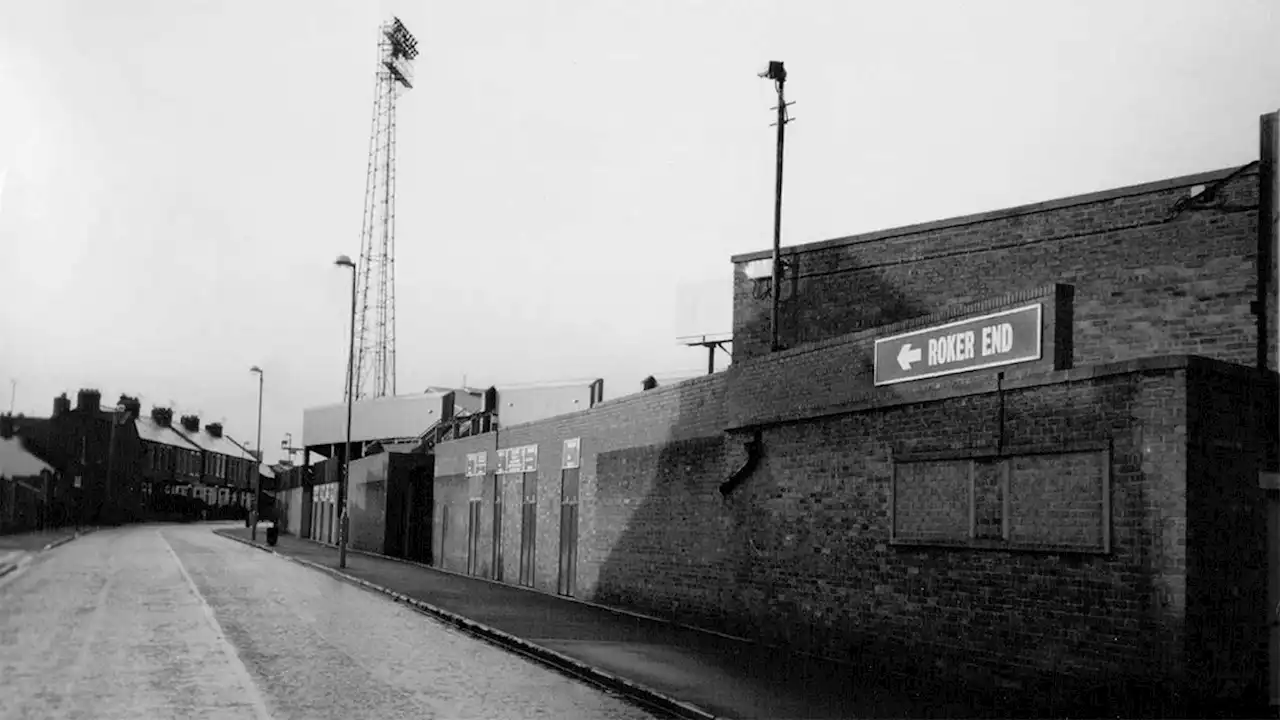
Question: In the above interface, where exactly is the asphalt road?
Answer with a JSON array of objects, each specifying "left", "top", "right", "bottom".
[{"left": 0, "top": 523, "right": 660, "bottom": 720}]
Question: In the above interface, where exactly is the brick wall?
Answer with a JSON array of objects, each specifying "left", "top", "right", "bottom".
[
  {"left": 727, "top": 284, "right": 1074, "bottom": 429},
  {"left": 732, "top": 166, "right": 1265, "bottom": 372},
  {"left": 431, "top": 354, "right": 1273, "bottom": 712},
  {"left": 716, "top": 365, "right": 1203, "bottom": 718},
  {"left": 1183, "top": 361, "right": 1279, "bottom": 710},
  {"left": 434, "top": 373, "right": 730, "bottom": 599},
  {"left": 591, "top": 436, "right": 732, "bottom": 620}
]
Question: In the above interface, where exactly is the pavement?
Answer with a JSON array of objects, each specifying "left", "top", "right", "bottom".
[
  {"left": 217, "top": 527, "right": 997, "bottom": 720},
  {"left": 0, "top": 527, "right": 94, "bottom": 579},
  {"left": 0, "top": 522, "right": 662, "bottom": 720}
]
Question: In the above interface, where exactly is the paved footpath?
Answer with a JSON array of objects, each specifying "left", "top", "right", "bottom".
[
  {"left": 218, "top": 527, "right": 1002, "bottom": 720},
  {"left": 0, "top": 527, "right": 92, "bottom": 578},
  {"left": 0, "top": 523, "right": 663, "bottom": 720}
]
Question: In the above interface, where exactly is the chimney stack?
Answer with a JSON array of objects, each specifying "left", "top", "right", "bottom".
[
  {"left": 180, "top": 415, "right": 200, "bottom": 433},
  {"left": 76, "top": 388, "right": 101, "bottom": 412},
  {"left": 117, "top": 394, "right": 141, "bottom": 418},
  {"left": 642, "top": 376, "right": 658, "bottom": 391},
  {"left": 205, "top": 422, "right": 223, "bottom": 438},
  {"left": 53, "top": 393, "right": 71, "bottom": 418},
  {"left": 151, "top": 407, "right": 173, "bottom": 427}
]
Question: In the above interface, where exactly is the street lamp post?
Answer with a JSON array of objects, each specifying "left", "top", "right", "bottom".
[
  {"left": 335, "top": 254, "right": 357, "bottom": 569},
  {"left": 758, "top": 60, "right": 792, "bottom": 352},
  {"left": 250, "top": 366, "right": 264, "bottom": 541}
]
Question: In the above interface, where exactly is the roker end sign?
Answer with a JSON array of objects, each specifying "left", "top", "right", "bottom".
[{"left": 873, "top": 304, "right": 1043, "bottom": 386}]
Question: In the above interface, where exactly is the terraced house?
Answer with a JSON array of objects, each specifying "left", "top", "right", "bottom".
[
  {"left": 135, "top": 406, "right": 203, "bottom": 504},
  {"left": 167, "top": 414, "right": 257, "bottom": 510}
]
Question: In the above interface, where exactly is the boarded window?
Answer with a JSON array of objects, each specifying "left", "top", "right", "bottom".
[
  {"left": 892, "top": 460, "right": 970, "bottom": 543},
  {"left": 1007, "top": 451, "right": 1108, "bottom": 551},
  {"left": 892, "top": 446, "right": 1110, "bottom": 553}
]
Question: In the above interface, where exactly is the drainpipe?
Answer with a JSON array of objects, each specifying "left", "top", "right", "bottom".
[{"left": 720, "top": 430, "right": 763, "bottom": 497}]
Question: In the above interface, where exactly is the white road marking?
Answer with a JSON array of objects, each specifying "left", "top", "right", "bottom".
[{"left": 160, "top": 530, "right": 275, "bottom": 720}]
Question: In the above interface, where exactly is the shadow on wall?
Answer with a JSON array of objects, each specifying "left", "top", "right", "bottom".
[
  {"left": 591, "top": 265, "right": 934, "bottom": 630},
  {"left": 586, "top": 271, "right": 1216, "bottom": 717},
  {"left": 736, "top": 249, "right": 944, "bottom": 357}
]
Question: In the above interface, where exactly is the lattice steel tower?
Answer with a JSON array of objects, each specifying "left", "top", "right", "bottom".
[{"left": 349, "top": 17, "right": 419, "bottom": 402}]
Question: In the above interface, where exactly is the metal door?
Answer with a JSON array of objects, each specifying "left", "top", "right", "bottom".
[
  {"left": 557, "top": 467, "right": 580, "bottom": 597},
  {"left": 491, "top": 474, "right": 503, "bottom": 580},
  {"left": 519, "top": 472, "right": 537, "bottom": 588}
]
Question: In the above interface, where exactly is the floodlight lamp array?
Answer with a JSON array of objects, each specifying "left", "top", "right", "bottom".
[{"left": 386, "top": 17, "right": 419, "bottom": 61}]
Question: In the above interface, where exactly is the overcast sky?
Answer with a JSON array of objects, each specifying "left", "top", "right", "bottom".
[{"left": 1, "top": 0, "right": 1276, "bottom": 463}]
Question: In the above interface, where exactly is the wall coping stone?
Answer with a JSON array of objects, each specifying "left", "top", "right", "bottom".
[{"left": 731, "top": 165, "right": 1257, "bottom": 263}]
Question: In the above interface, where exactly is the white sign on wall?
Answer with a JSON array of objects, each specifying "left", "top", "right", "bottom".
[
  {"left": 562, "top": 438, "right": 581, "bottom": 469},
  {"left": 497, "top": 445, "right": 538, "bottom": 474},
  {"left": 465, "top": 451, "right": 488, "bottom": 477}
]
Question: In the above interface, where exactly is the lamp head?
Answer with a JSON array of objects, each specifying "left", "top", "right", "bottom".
[
  {"left": 758, "top": 60, "right": 786, "bottom": 82},
  {"left": 250, "top": 365, "right": 262, "bottom": 375},
  {"left": 335, "top": 255, "right": 355, "bottom": 268}
]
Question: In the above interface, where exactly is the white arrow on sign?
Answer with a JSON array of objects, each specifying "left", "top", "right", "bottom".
[{"left": 897, "top": 343, "right": 922, "bottom": 371}]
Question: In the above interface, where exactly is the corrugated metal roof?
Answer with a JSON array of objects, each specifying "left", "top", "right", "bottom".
[{"left": 0, "top": 437, "right": 53, "bottom": 478}]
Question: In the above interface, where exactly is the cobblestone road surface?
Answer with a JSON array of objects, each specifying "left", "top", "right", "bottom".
[{"left": 0, "top": 523, "right": 660, "bottom": 720}]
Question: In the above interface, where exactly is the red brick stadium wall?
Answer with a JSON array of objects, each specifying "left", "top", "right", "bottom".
[
  {"left": 433, "top": 356, "right": 1274, "bottom": 713},
  {"left": 433, "top": 373, "right": 729, "bottom": 599},
  {"left": 732, "top": 166, "right": 1268, "bottom": 371}
]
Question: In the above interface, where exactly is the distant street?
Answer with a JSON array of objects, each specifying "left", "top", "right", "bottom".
[{"left": 0, "top": 524, "right": 659, "bottom": 720}]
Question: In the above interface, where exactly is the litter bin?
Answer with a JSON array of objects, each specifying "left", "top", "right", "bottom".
[{"left": 266, "top": 523, "right": 279, "bottom": 546}]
